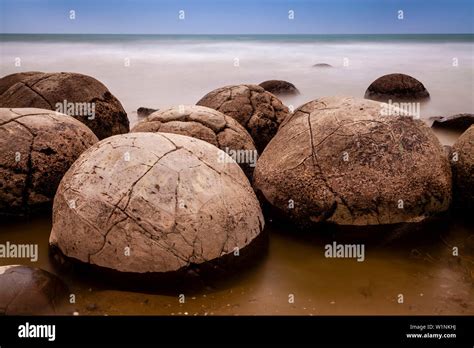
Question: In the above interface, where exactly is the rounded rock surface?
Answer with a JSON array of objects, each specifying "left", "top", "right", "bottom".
[
  {"left": 0, "top": 265, "right": 68, "bottom": 315},
  {"left": 451, "top": 125, "right": 474, "bottom": 210},
  {"left": 196, "top": 84, "right": 290, "bottom": 152},
  {"left": 364, "top": 73, "right": 430, "bottom": 101},
  {"left": 49, "top": 132, "right": 264, "bottom": 273},
  {"left": 0, "top": 72, "right": 130, "bottom": 139},
  {"left": 131, "top": 105, "right": 257, "bottom": 179},
  {"left": 0, "top": 108, "right": 99, "bottom": 216},
  {"left": 258, "top": 80, "right": 299, "bottom": 95},
  {"left": 254, "top": 96, "right": 451, "bottom": 226}
]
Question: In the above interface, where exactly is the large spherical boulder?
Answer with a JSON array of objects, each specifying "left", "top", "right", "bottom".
[
  {"left": 50, "top": 132, "right": 264, "bottom": 274},
  {"left": 0, "top": 72, "right": 130, "bottom": 139},
  {"left": 0, "top": 265, "right": 68, "bottom": 315},
  {"left": 254, "top": 96, "right": 451, "bottom": 226},
  {"left": 0, "top": 108, "right": 98, "bottom": 216},
  {"left": 364, "top": 73, "right": 430, "bottom": 101},
  {"left": 196, "top": 84, "right": 290, "bottom": 152},
  {"left": 258, "top": 80, "right": 299, "bottom": 95},
  {"left": 131, "top": 105, "right": 257, "bottom": 179},
  {"left": 451, "top": 126, "right": 474, "bottom": 210}
]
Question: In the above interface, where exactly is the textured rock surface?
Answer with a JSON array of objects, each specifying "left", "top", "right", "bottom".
[
  {"left": 0, "top": 265, "right": 68, "bottom": 315},
  {"left": 0, "top": 71, "right": 42, "bottom": 95},
  {"left": 431, "top": 113, "right": 474, "bottom": 132},
  {"left": 0, "top": 108, "right": 98, "bottom": 216},
  {"left": 50, "top": 132, "right": 264, "bottom": 273},
  {"left": 258, "top": 80, "right": 299, "bottom": 95},
  {"left": 254, "top": 96, "right": 451, "bottom": 226},
  {"left": 364, "top": 73, "right": 430, "bottom": 101},
  {"left": 196, "top": 84, "right": 290, "bottom": 152},
  {"left": 132, "top": 105, "right": 257, "bottom": 179},
  {"left": 451, "top": 126, "right": 474, "bottom": 210},
  {"left": 0, "top": 72, "right": 129, "bottom": 139}
]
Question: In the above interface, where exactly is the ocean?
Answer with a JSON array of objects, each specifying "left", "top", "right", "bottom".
[{"left": 1, "top": 33, "right": 473, "bottom": 129}]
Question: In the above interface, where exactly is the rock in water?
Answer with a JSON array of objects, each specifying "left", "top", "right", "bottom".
[
  {"left": 137, "top": 107, "right": 158, "bottom": 118},
  {"left": 258, "top": 80, "right": 299, "bottom": 95},
  {"left": 49, "top": 132, "right": 264, "bottom": 274},
  {"left": 451, "top": 126, "right": 474, "bottom": 210},
  {"left": 253, "top": 96, "right": 451, "bottom": 227},
  {"left": 364, "top": 73, "right": 430, "bottom": 101},
  {"left": 0, "top": 72, "right": 130, "bottom": 139},
  {"left": 312, "top": 63, "right": 332, "bottom": 68},
  {"left": 196, "top": 84, "right": 290, "bottom": 152},
  {"left": 0, "top": 265, "right": 68, "bottom": 315},
  {"left": 132, "top": 105, "right": 257, "bottom": 179},
  {"left": 430, "top": 113, "right": 474, "bottom": 132},
  {"left": 0, "top": 108, "right": 98, "bottom": 216}
]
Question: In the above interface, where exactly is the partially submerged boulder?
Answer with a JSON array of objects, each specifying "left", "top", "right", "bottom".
[
  {"left": 450, "top": 126, "right": 474, "bottom": 210},
  {"left": 430, "top": 113, "right": 474, "bottom": 132},
  {"left": 0, "top": 108, "right": 98, "bottom": 216},
  {"left": 50, "top": 132, "right": 264, "bottom": 274},
  {"left": 137, "top": 107, "right": 158, "bottom": 118},
  {"left": 312, "top": 63, "right": 332, "bottom": 68},
  {"left": 0, "top": 265, "right": 68, "bottom": 315},
  {"left": 132, "top": 105, "right": 257, "bottom": 179},
  {"left": 364, "top": 73, "right": 430, "bottom": 101},
  {"left": 254, "top": 96, "right": 451, "bottom": 227},
  {"left": 258, "top": 80, "right": 299, "bottom": 95},
  {"left": 196, "top": 84, "right": 290, "bottom": 152},
  {"left": 0, "top": 72, "right": 130, "bottom": 139}
]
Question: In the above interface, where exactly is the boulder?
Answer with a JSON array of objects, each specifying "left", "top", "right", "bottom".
[
  {"left": 430, "top": 113, "right": 474, "bottom": 132},
  {"left": 0, "top": 72, "right": 130, "bottom": 139},
  {"left": 258, "top": 80, "right": 299, "bottom": 95},
  {"left": 137, "top": 107, "right": 158, "bottom": 118},
  {"left": 49, "top": 132, "right": 264, "bottom": 274},
  {"left": 196, "top": 84, "right": 290, "bottom": 152},
  {"left": 0, "top": 265, "right": 68, "bottom": 315},
  {"left": 364, "top": 73, "right": 430, "bottom": 101},
  {"left": 450, "top": 126, "right": 474, "bottom": 210},
  {"left": 312, "top": 63, "right": 332, "bottom": 68},
  {"left": 0, "top": 108, "right": 98, "bottom": 216},
  {"left": 253, "top": 96, "right": 451, "bottom": 226},
  {"left": 131, "top": 105, "right": 257, "bottom": 179}
]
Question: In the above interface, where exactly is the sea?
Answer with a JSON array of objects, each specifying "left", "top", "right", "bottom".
[{"left": 1, "top": 34, "right": 473, "bottom": 131}]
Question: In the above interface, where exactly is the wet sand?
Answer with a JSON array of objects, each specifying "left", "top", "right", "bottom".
[{"left": 1, "top": 210, "right": 472, "bottom": 315}]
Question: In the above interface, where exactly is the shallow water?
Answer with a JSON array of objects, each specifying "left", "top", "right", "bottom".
[{"left": 1, "top": 212, "right": 473, "bottom": 315}]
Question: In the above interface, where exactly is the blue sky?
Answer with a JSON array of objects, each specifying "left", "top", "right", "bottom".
[{"left": 1, "top": 0, "right": 473, "bottom": 34}]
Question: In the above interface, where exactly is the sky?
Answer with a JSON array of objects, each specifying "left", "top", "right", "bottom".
[{"left": 0, "top": 0, "right": 473, "bottom": 34}]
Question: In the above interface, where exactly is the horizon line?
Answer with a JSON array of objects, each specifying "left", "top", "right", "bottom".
[{"left": 2, "top": 32, "right": 473, "bottom": 36}]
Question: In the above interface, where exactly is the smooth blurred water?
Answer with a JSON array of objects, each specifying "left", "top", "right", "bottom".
[{"left": 1, "top": 34, "right": 473, "bottom": 127}]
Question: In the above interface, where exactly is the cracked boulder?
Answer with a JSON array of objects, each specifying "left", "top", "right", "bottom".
[
  {"left": 131, "top": 105, "right": 257, "bottom": 179},
  {"left": 49, "top": 132, "right": 264, "bottom": 274},
  {"left": 364, "top": 73, "right": 430, "bottom": 101},
  {"left": 196, "top": 84, "right": 290, "bottom": 152},
  {"left": 259, "top": 80, "right": 299, "bottom": 95},
  {"left": 253, "top": 96, "right": 451, "bottom": 227},
  {"left": 450, "top": 126, "right": 474, "bottom": 211},
  {"left": 0, "top": 72, "right": 130, "bottom": 139},
  {"left": 0, "top": 108, "right": 99, "bottom": 216},
  {"left": 0, "top": 265, "right": 68, "bottom": 315}
]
